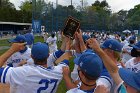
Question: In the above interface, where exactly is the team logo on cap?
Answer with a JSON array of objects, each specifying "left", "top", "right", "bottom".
[
  {"left": 80, "top": 62, "right": 83, "bottom": 67},
  {"left": 109, "top": 44, "right": 112, "bottom": 48}
]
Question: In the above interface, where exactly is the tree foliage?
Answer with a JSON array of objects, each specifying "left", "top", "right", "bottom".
[{"left": 0, "top": 0, "right": 140, "bottom": 32}]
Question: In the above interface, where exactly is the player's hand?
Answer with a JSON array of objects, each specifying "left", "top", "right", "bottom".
[
  {"left": 94, "top": 85, "right": 109, "bottom": 93},
  {"left": 10, "top": 43, "right": 26, "bottom": 52},
  {"left": 87, "top": 38, "right": 101, "bottom": 51},
  {"left": 63, "top": 67, "right": 70, "bottom": 79},
  {"left": 75, "top": 29, "right": 83, "bottom": 41},
  {"left": 65, "top": 38, "right": 71, "bottom": 50}
]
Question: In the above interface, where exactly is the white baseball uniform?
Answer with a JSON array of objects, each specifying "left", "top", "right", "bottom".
[
  {"left": 0, "top": 60, "right": 69, "bottom": 93},
  {"left": 6, "top": 47, "right": 31, "bottom": 67},
  {"left": 66, "top": 82, "right": 96, "bottom": 93},
  {"left": 46, "top": 36, "right": 58, "bottom": 54},
  {"left": 27, "top": 50, "right": 65, "bottom": 67},
  {"left": 125, "top": 57, "right": 140, "bottom": 73},
  {"left": 122, "top": 44, "right": 133, "bottom": 63}
]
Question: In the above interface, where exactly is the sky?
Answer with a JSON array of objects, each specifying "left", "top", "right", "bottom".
[{"left": 10, "top": 0, "right": 140, "bottom": 12}]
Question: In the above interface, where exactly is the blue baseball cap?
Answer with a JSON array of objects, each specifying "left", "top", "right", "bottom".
[
  {"left": 132, "top": 41, "right": 140, "bottom": 50},
  {"left": 121, "top": 36, "right": 125, "bottom": 40},
  {"left": 129, "top": 36, "right": 136, "bottom": 41},
  {"left": 8, "top": 35, "right": 27, "bottom": 43},
  {"left": 31, "top": 42, "right": 49, "bottom": 60},
  {"left": 82, "top": 35, "right": 90, "bottom": 43},
  {"left": 74, "top": 52, "right": 103, "bottom": 78},
  {"left": 119, "top": 68, "right": 140, "bottom": 91},
  {"left": 101, "top": 39, "right": 122, "bottom": 52}
]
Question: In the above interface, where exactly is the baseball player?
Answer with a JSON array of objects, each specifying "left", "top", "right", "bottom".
[
  {"left": 6, "top": 35, "right": 31, "bottom": 67},
  {"left": 63, "top": 52, "right": 103, "bottom": 93},
  {"left": 87, "top": 38, "right": 140, "bottom": 93},
  {"left": 0, "top": 43, "right": 26, "bottom": 67},
  {"left": 0, "top": 41, "right": 71, "bottom": 93},
  {"left": 54, "top": 31, "right": 112, "bottom": 92},
  {"left": 46, "top": 33, "right": 58, "bottom": 54},
  {"left": 57, "top": 30, "right": 62, "bottom": 43},
  {"left": 27, "top": 35, "right": 68, "bottom": 67},
  {"left": 24, "top": 32, "right": 34, "bottom": 48},
  {"left": 125, "top": 41, "right": 140, "bottom": 73}
]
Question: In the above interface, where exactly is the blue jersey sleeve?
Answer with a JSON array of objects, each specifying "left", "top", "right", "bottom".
[
  {"left": 100, "top": 68, "right": 113, "bottom": 87},
  {"left": 53, "top": 50, "right": 65, "bottom": 59},
  {"left": 1, "top": 67, "right": 11, "bottom": 83},
  {"left": 59, "top": 60, "right": 69, "bottom": 66},
  {"left": 7, "top": 63, "right": 13, "bottom": 67},
  {"left": 0, "top": 68, "right": 4, "bottom": 82}
]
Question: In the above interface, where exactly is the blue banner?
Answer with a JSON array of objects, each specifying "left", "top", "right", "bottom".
[{"left": 32, "top": 20, "right": 41, "bottom": 33}]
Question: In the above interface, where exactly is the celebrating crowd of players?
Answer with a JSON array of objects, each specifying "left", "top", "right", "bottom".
[{"left": 0, "top": 30, "right": 140, "bottom": 93}]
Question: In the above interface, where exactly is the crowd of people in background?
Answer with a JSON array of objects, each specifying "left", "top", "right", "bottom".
[{"left": 0, "top": 29, "right": 140, "bottom": 93}]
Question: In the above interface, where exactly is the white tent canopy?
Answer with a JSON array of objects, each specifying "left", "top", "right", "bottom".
[{"left": 122, "top": 29, "right": 131, "bottom": 33}]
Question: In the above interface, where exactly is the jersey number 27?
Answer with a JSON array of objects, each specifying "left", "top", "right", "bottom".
[{"left": 37, "top": 79, "right": 58, "bottom": 93}]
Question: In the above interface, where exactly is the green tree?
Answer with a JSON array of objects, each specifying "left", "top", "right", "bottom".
[{"left": 126, "top": 4, "right": 140, "bottom": 30}]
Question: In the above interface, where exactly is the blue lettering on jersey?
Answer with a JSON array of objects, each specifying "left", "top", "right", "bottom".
[
  {"left": 12, "top": 59, "right": 21, "bottom": 63},
  {"left": 128, "top": 68, "right": 139, "bottom": 73},
  {"left": 37, "top": 79, "right": 58, "bottom": 93}
]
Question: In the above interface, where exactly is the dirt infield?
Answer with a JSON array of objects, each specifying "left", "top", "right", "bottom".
[{"left": 0, "top": 84, "right": 10, "bottom": 93}]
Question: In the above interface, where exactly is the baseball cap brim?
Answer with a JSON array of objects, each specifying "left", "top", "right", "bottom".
[
  {"left": 132, "top": 45, "right": 140, "bottom": 50},
  {"left": 100, "top": 44, "right": 107, "bottom": 49},
  {"left": 119, "top": 68, "right": 140, "bottom": 90},
  {"left": 8, "top": 39, "right": 18, "bottom": 43}
]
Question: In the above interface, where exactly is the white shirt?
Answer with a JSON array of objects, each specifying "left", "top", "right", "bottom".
[
  {"left": 66, "top": 82, "right": 95, "bottom": 93},
  {"left": 125, "top": 57, "right": 140, "bottom": 73},
  {"left": 6, "top": 47, "right": 31, "bottom": 67},
  {"left": 46, "top": 36, "right": 58, "bottom": 53},
  {"left": 1, "top": 61, "right": 68, "bottom": 93},
  {"left": 27, "top": 50, "right": 64, "bottom": 67},
  {"left": 122, "top": 44, "right": 133, "bottom": 63}
]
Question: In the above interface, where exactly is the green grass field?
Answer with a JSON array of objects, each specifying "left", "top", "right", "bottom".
[{"left": 0, "top": 36, "right": 74, "bottom": 93}]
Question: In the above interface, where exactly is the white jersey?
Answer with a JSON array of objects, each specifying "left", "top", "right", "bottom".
[
  {"left": 57, "top": 31, "right": 61, "bottom": 41},
  {"left": 125, "top": 57, "right": 140, "bottom": 73},
  {"left": 6, "top": 47, "right": 31, "bottom": 67},
  {"left": 27, "top": 50, "right": 64, "bottom": 67},
  {"left": 66, "top": 82, "right": 95, "bottom": 93},
  {"left": 122, "top": 44, "right": 133, "bottom": 63},
  {"left": 121, "top": 40, "right": 129, "bottom": 47},
  {"left": 1, "top": 61, "right": 68, "bottom": 93},
  {"left": 46, "top": 36, "right": 58, "bottom": 53}
]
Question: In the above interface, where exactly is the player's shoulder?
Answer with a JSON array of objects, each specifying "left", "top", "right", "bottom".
[
  {"left": 14, "top": 65, "right": 32, "bottom": 71},
  {"left": 12, "top": 52, "right": 21, "bottom": 57},
  {"left": 24, "top": 47, "right": 31, "bottom": 54},
  {"left": 66, "top": 88, "right": 81, "bottom": 93},
  {"left": 66, "top": 88, "right": 88, "bottom": 93},
  {"left": 125, "top": 57, "right": 135, "bottom": 65}
]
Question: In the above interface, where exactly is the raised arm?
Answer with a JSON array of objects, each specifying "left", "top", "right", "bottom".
[
  {"left": 0, "top": 43, "right": 26, "bottom": 67},
  {"left": 75, "top": 30, "right": 87, "bottom": 52},
  {"left": 55, "top": 38, "right": 72, "bottom": 64},
  {"left": 87, "top": 38, "right": 122, "bottom": 85}
]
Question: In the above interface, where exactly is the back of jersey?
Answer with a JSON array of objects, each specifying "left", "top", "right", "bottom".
[
  {"left": 2, "top": 64, "right": 65, "bottom": 93},
  {"left": 23, "top": 65, "right": 62, "bottom": 93}
]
